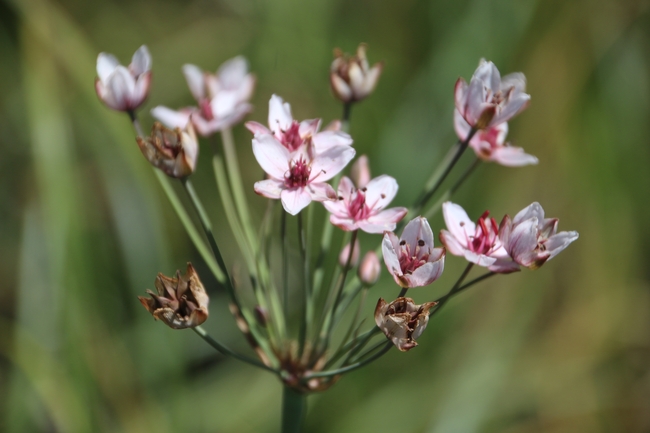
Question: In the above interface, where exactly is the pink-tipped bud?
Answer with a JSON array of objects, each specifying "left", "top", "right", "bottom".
[
  {"left": 339, "top": 238, "right": 360, "bottom": 269},
  {"left": 358, "top": 251, "right": 381, "bottom": 286},
  {"left": 350, "top": 155, "right": 371, "bottom": 188}
]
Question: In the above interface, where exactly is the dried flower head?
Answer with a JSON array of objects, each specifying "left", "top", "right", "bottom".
[
  {"left": 138, "top": 263, "right": 209, "bottom": 329},
  {"left": 136, "top": 122, "right": 198, "bottom": 178},
  {"left": 330, "top": 44, "right": 383, "bottom": 103},
  {"left": 375, "top": 297, "right": 437, "bottom": 352}
]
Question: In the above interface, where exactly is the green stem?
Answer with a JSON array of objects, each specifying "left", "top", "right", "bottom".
[
  {"left": 304, "top": 341, "right": 391, "bottom": 380},
  {"left": 192, "top": 326, "right": 277, "bottom": 374},
  {"left": 423, "top": 156, "right": 481, "bottom": 220},
  {"left": 281, "top": 211, "right": 289, "bottom": 318},
  {"left": 412, "top": 128, "right": 477, "bottom": 213},
  {"left": 219, "top": 128, "right": 259, "bottom": 253},
  {"left": 298, "top": 212, "right": 311, "bottom": 358},
  {"left": 282, "top": 386, "right": 307, "bottom": 433},
  {"left": 432, "top": 262, "right": 474, "bottom": 316}
]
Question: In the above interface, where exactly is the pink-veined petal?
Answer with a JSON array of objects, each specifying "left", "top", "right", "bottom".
[
  {"left": 182, "top": 64, "right": 205, "bottom": 102},
  {"left": 252, "top": 134, "right": 291, "bottom": 179},
  {"left": 465, "top": 77, "right": 486, "bottom": 126},
  {"left": 439, "top": 229, "right": 466, "bottom": 257},
  {"left": 280, "top": 188, "right": 312, "bottom": 215},
  {"left": 508, "top": 217, "right": 539, "bottom": 262},
  {"left": 400, "top": 217, "right": 434, "bottom": 255},
  {"left": 106, "top": 66, "right": 135, "bottom": 110},
  {"left": 97, "top": 53, "right": 119, "bottom": 83},
  {"left": 309, "top": 145, "right": 355, "bottom": 182},
  {"left": 382, "top": 232, "right": 403, "bottom": 279},
  {"left": 490, "top": 93, "right": 530, "bottom": 126},
  {"left": 306, "top": 182, "right": 336, "bottom": 202},
  {"left": 217, "top": 56, "right": 248, "bottom": 89},
  {"left": 245, "top": 121, "right": 271, "bottom": 136},
  {"left": 358, "top": 207, "right": 407, "bottom": 234},
  {"left": 151, "top": 106, "right": 192, "bottom": 129},
  {"left": 130, "top": 45, "right": 151, "bottom": 76},
  {"left": 491, "top": 146, "right": 538, "bottom": 166},
  {"left": 299, "top": 119, "right": 321, "bottom": 137},
  {"left": 363, "top": 175, "right": 399, "bottom": 212},
  {"left": 487, "top": 258, "right": 520, "bottom": 274},
  {"left": 407, "top": 254, "right": 445, "bottom": 287},
  {"left": 442, "top": 202, "right": 474, "bottom": 247},
  {"left": 254, "top": 179, "right": 283, "bottom": 199},
  {"left": 513, "top": 202, "right": 545, "bottom": 225},
  {"left": 329, "top": 214, "right": 359, "bottom": 231},
  {"left": 454, "top": 78, "right": 468, "bottom": 114},
  {"left": 312, "top": 131, "right": 353, "bottom": 151},
  {"left": 268, "top": 94, "right": 293, "bottom": 134},
  {"left": 463, "top": 250, "right": 497, "bottom": 267},
  {"left": 500, "top": 72, "right": 527, "bottom": 93},
  {"left": 545, "top": 231, "right": 579, "bottom": 260}
]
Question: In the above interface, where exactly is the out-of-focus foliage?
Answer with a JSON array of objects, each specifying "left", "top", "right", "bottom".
[{"left": 1, "top": 0, "right": 649, "bottom": 431}]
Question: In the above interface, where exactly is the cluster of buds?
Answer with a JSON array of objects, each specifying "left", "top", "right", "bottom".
[{"left": 94, "top": 42, "right": 578, "bottom": 407}]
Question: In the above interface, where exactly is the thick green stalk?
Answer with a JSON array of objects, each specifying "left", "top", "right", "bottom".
[{"left": 282, "top": 387, "right": 307, "bottom": 433}]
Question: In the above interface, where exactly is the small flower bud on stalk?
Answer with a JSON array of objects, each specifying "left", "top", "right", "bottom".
[
  {"left": 350, "top": 155, "right": 371, "bottom": 189},
  {"left": 375, "top": 297, "right": 437, "bottom": 351},
  {"left": 339, "top": 239, "right": 360, "bottom": 269},
  {"left": 138, "top": 263, "right": 209, "bottom": 329},
  {"left": 136, "top": 122, "right": 198, "bottom": 178},
  {"left": 95, "top": 45, "right": 151, "bottom": 112},
  {"left": 358, "top": 251, "right": 381, "bottom": 286},
  {"left": 330, "top": 43, "right": 383, "bottom": 104}
]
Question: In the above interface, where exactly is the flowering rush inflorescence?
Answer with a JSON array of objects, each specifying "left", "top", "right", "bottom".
[{"left": 95, "top": 44, "right": 578, "bottom": 429}]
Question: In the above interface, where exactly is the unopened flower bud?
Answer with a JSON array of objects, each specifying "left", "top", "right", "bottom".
[
  {"left": 358, "top": 251, "right": 381, "bottom": 286},
  {"left": 339, "top": 238, "right": 360, "bottom": 269},
  {"left": 375, "top": 297, "right": 437, "bottom": 352},
  {"left": 330, "top": 43, "right": 383, "bottom": 103},
  {"left": 350, "top": 155, "right": 371, "bottom": 188},
  {"left": 136, "top": 122, "right": 198, "bottom": 178},
  {"left": 138, "top": 263, "right": 209, "bottom": 329},
  {"left": 95, "top": 45, "right": 151, "bottom": 112}
]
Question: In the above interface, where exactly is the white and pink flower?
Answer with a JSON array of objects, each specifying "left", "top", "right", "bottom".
[
  {"left": 152, "top": 56, "right": 255, "bottom": 136},
  {"left": 439, "top": 202, "right": 519, "bottom": 273},
  {"left": 382, "top": 217, "right": 445, "bottom": 288},
  {"left": 252, "top": 135, "right": 355, "bottom": 215},
  {"left": 455, "top": 59, "right": 530, "bottom": 130},
  {"left": 95, "top": 45, "right": 152, "bottom": 112},
  {"left": 323, "top": 175, "right": 407, "bottom": 233},
  {"left": 246, "top": 95, "right": 352, "bottom": 153},
  {"left": 499, "top": 202, "right": 579, "bottom": 270},
  {"left": 454, "top": 110, "right": 538, "bottom": 166}
]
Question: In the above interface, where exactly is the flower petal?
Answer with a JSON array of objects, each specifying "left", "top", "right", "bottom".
[
  {"left": 97, "top": 52, "right": 119, "bottom": 83},
  {"left": 545, "top": 231, "right": 579, "bottom": 260},
  {"left": 182, "top": 64, "right": 206, "bottom": 102},
  {"left": 491, "top": 146, "right": 538, "bottom": 166},
  {"left": 252, "top": 134, "right": 291, "bottom": 179},
  {"left": 280, "top": 188, "right": 312, "bottom": 215},
  {"left": 408, "top": 254, "right": 445, "bottom": 287},
  {"left": 299, "top": 118, "right": 321, "bottom": 137},
  {"left": 358, "top": 207, "right": 407, "bottom": 234},
  {"left": 254, "top": 179, "right": 283, "bottom": 199},
  {"left": 513, "top": 202, "right": 545, "bottom": 225},
  {"left": 130, "top": 45, "right": 151, "bottom": 76},
  {"left": 309, "top": 145, "right": 355, "bottom": 182},
  {"left": 268, "top": 94, "right": 293, "bottom": 134},
  {"left": 491, "top": 93, "right": 530, "bottom": 126},
  {"left": 382, "top": 232, "right": 404, "bottom": 280},
  {"left": 463, "top": 250, "right": 497, "bottom": 267},
  {"left": 217, "top": 56, "right": 248, "bottom": 88},
  {"left": 442, "top": 202, "right": 474, "bottom": 247},
  {"left": 306, "top": 182, "right": 336, "bottom": 202},
  {"left": 439, "top": 229, "right": 466, "bottom": 257},
  {"left": 363, "top": 175, "right": 399, "bottom": 212},
  {"left": 151, "top": 106, "right": 192, "bottom": 129},
  {"left": 400, "top": 216, "right": 434, "bottom": 254},
  {"left": 245, "top": 121, "right": 271, "bottom": 136},
  {"left": 312, "top": 131, "right": 353, "bottom": 151}
]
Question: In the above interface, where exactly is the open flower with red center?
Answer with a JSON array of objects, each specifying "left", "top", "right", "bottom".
[
  {"left": 499, "top": 202, "right": 579, "bottom": 270},
  {"left": 375, "top": 297, "right": 437, "bottom": 352},
  {"left": 439, "top": 202, "right": 519, "bottom": 273},
  {"left": 455, "top": 59, "right": 530, "bottom": 130},
  {"left": 151, "top": 56, "right": 255, "bottom": 136},
  {"left": 246, "top": 95, "right": 352, "bottom": 153},
  {"left": 253, "top": 135, "right": 355, "bottom": 215},
  {"left": 323, "top": 175, "right": 407, "bottom": 233},
  {"left": 454, "top": 110, "right": 538, "bottom": 166},
  {"left": 382, "top": 217, "right": 445, "bottom": 288},
  {"left": 95, "top": 45, "right": 151, "bottom": 112}
]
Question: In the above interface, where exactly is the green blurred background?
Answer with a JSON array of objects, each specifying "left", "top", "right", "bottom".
[{"left": 1, "top": 0, "right": 650, "bottom": 431}]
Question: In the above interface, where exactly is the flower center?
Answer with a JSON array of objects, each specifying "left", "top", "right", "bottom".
[
  {"left": 278, "top": 121, "right": 305, "bottom": 152},
  {"left": 398, "top": 239, "right": 430, "bottom": 275},
  {"left": 348, "top": 188, "right": 371, "bottom": 221},
  {"left": 284, "top": 156, "right": 311, "bottom": 188},
  {"left": 200, "top": 99, "right": 214, "bottom": 120},
  {"left": 467, "top": 211, "right": 499, "bottom": 255}
]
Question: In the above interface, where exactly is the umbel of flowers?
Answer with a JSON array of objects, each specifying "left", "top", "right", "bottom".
[{"left": 95, "top": 44, "right": 578, "bottom": 432}]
